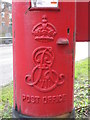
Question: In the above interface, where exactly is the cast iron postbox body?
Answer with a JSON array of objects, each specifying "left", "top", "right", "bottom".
[
  {"left": 12, "top": 1, "right": 76, "bottom": 117},
  {"left": 76, "top": 2, "right": 90, "bottom": 42}
]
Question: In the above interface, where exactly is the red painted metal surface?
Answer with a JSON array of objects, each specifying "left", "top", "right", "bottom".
[
  {"left": 76, "top": 2, "right": 90, "bottom": 42},
  {"left": 12, "top": 1, "right": 75, "bottom": 117}
]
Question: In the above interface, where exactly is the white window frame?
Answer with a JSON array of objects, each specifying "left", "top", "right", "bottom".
[
  {"left": 1, "top": 3, "right": 4, "bottom": 9},
  {"left": 9, "top": 6, "right": 11, "bottom": 11},
  {"left": 1, "top": 12, "right": 5, "bottom": 18}
]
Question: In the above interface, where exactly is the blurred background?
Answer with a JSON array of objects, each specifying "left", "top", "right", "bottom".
[
  {"left": 0, "top": 1, "right": 12, "bottom": 34},
  {"left": 0, "top": 0, "right": 12, "bottom": 87}
]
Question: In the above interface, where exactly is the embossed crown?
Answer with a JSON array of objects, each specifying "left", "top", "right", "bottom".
[{"left": 32, "top": 15, "right": 57, "bottom": 42}]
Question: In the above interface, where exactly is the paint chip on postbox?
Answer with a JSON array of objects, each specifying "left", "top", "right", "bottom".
[{"left": 31, "top": 0, "right": 58, "bottom": 8}]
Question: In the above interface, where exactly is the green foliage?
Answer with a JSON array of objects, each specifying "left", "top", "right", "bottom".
[
  {"left": 75, "top": 58, "right": 88, "bottom": 80},
  {"left": 0, "top": 82, "right": 13, "bottom": 118},
  {"left": 74, "top": 58, "right": 89, "bottom": 118}
]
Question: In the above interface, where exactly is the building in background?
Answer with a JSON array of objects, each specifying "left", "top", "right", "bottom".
[{"left": 0, "top": 2, "right": 12, "bottom": 37}]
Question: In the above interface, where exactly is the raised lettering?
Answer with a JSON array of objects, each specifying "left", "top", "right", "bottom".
[
  {"left": 22, "top": 94, "right": 26, "bottom": 101},
  {"left": 43, "top": 96, "right": 47, "bottom": 104}
]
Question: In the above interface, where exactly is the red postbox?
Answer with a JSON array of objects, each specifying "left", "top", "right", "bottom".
[
  {"left": 12, "top": 0, "right": 89, "bottom": 118},
  {"left": 76, "top": 2, "right": 90, "bottom": 42}
]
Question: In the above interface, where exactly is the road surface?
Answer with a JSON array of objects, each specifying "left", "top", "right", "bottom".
[
  {"left": 0, "top": 44, "right": 13, "bottom": 87},
  {"left": 0, "top": 42, "right": 89, "bottom": 86},
  {"left": 75, "top": 42, "right": 89, "bottom": 61}
]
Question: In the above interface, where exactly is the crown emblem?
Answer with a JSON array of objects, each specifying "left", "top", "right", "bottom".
[{"left": 32, "top": 15, "right": 57, "bottom": 42}]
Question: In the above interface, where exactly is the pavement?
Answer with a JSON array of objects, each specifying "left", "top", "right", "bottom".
[
  {"left": 75, "top": 42, "right": 89, "bottom": 61},
  {"left": 0, "top": 44, "right": 13, "bottom": 87},
  {"left": 0, "top": 42, "right": 89, "bottom": 87}
]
